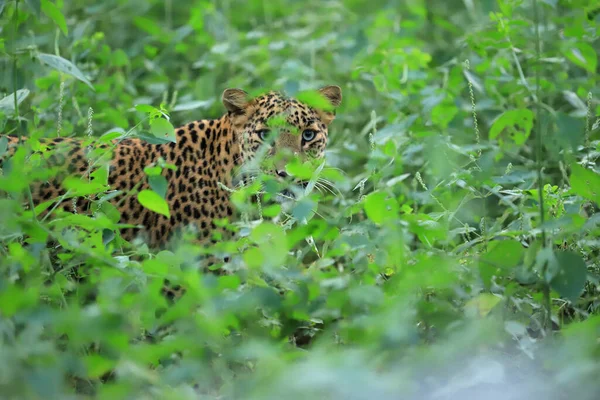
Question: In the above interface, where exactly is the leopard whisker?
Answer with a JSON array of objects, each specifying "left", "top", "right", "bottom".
[
  {"left": 316, "top": 178, "right": 341, "bottom": 196},
  {"left": 313, "top": 182, "right": 332, "bottom": 195}
]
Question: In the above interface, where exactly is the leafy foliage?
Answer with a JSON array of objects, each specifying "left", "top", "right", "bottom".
[{"left": 1, "top": 0, "right": 600, "bottom": 399}]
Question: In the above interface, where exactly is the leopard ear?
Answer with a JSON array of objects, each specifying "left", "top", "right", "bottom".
[
  {"left": 222, "top": 88, "right": 250, "bottom": 114},
  {"left": 318, "top": 85, "right": 342, "bottom": 108}
]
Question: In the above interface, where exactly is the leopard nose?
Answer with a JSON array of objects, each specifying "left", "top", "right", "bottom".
[{"left": 276, "top": 169, "right": 288, "bottom": 178}]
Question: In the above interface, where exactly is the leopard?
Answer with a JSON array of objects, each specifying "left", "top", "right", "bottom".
[{"left": 0, "top": 85, "right": 342, "bottom": 251}]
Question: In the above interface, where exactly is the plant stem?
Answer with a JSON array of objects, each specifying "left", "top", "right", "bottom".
[
  {"left": 532, "top": 0, "right": 551, "bottom": 333},
  {"left": 12, "top": 0, "right": 37, "bottom": 219}
]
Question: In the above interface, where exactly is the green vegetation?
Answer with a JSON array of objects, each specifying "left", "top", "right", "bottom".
[{"left": 1, "top": 0, "right": 599, "bottom": 398}]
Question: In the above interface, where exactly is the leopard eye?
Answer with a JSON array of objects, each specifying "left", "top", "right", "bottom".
[
  {"left": 256, "top": 129, "right": 270, "bottom": 141},
  {"left": 302, "top": 129, "right": 317, "bottom": 142}
]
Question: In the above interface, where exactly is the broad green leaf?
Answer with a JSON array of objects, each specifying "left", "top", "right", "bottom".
[
  {"left": 150, "top": 117, "right": 176, "bottom": 143},
  {"left": 41, "top": 0, "right": 68, "bottom": 36},
  {"left": 134, "top": 16, "right": 164, "bottom": 37},
  {"left": 135, "top": 104, "right": 158, "bottom": 114},
  {"left": 0, "top": 89, "right": 30, "bottom": 112},
  {"left": 37, "top": 53, "right": 94, "bottom": 90},
  {"left": 149, "top": 175, "right": 168, "bottom": 199},
  {"left": 218, "top": 275, "right": 241, "bottom": 290},
  {"left": 296, "top": 89, "right": 335, "bottom": 111},
  {"left": 144, "top": 166, "right": 162, "bottom": 176},
  {"left": 62, "top": 176, "right": 109, "bottom": 196},
  {"left": 111, "top": 49, "right": 129, "bottom": 67},
  {"left": 480, "top": 239, "right": 524, "bottom": 269},
  {"left": 364, "top": 191, "right": 398, "bottom": 224},
  {"left": 137, "top": 133, "right": 173, "bottom": 145},
  {"left": 489, "top": 109, "right": 534, "bottom": 146},
  {"left": 570, "top": 163, "right": 600, "bottom": 204},
  {"left": 137, "top": 189, "right": 170, "bottom": 217},
  {"left": 243, "top": 247, "right": 264, "bottom": 269},
  {"left": 479, "top": 239, "right": 525, "bottom": 288},
  {"left": 102, "top": 229, "right": 115, "bottom": 246},
  {"left": 291, "top": 198, "right": 315, "bottom": 221},
  {"left": 550, "top": 251, "right": 588, "bottom": 302},
  {"left": 142, "top": 258, "right": 169, "bottom": 275},
  {"left": 564, "top": 42, "right": 597, "bottom": 73},
  {"left": 250, "top": 223, "right": 288, "bottom": 268},
  {"left": 0, "top": 285, "right": 39, "bottom": 317},
  {"left": 431, "top": 101, "right": 458, "bottom": 128},
  {"left": 84, "top": 355, "right": 116, "bottom": 379}
]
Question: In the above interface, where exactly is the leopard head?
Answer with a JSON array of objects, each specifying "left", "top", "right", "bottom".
[{"left": 222, "top": 86, "right": 342, "bottom": 189}]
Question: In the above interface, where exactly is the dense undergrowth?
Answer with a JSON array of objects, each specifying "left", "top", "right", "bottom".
[{"left": 1, "top": 0, "right": 600, "bottom": 399}]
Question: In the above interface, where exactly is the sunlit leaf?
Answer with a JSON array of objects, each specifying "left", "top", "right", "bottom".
[
  {"left": 137, "top": 189, "right": 170, "bottom": 217},
  {"left": 62, "top": 176, "right": 109, "bottom": 196},
  {"left": 570, "top": 163, "right": 600, "bottom": 204},
  {"left": 364, "top": 191, "right": 398, "bottom": 224},
  {"left": 296, "top": 89, "right": 335, "bottom": 111},
  {"left": 41, "top": 0, "right": 68, "bottom": 36},
  {"left": 150, "top": 117, "right": 176, "bottom": 143}
]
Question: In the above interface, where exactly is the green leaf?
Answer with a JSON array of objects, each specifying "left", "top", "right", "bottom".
[
  {"left": 111, "top": 49, "right": 129, "bottom": 67},
  {"left": 133, "top": 16, "right": 165, "bottom": 38},
  {"left": 150, "top": 118, "right": 176, "bottom": 143},
  {"left": 149, "top": 175, "right": 168, "bottom": 199},
  {"left": 479, "top": 239, "right": 525, "bottom": 288},
  {"left": 364, "top": 191, "right": 398, "bottom": 224},
  {"left": 250, "top": 223, "right": 288, "bottom": 268},
  {"left": 62, "top": 176, "right": 109, "bottom": 197},
  {"left": 84, "top": 355, "right": 116, "bottom": 379},
  {"left": 0, "top": 89, "right": 30, "bottom": 112},
  {"left": 550, "top": 251, "right": 588, "bottom": 302},
  {"left": 144, "top": 166, "right": 162, "bottom": 176},
  {"left": 218, "top": 275, "right": 241, "bottom": 290},
  {"left": 481, "top": 239, "right": 524, "bottom": 269},
  {"left": 570, "top": 163, "right": 600, "bottom": 204},
  {"left": 26, "top": 0, "right": 41, "bottom": 17},
  {"left": 137, "top": 133, "right": 173, "bottom": 145},
  {"left": 564, "top": 42, "right": 597, "bottom": 73},
  {"left": 37, "top": 53, "right": 94, "bottom": 90},
  {"left": 489, "top": 109, "right": 534, "bottom": 146},
  {"left": 431, "top": 102, "right": 458, "bottom": 128},
  {"left": 41, "top": 0, "right": 68, "bottom": 36},
  {"left": 135, "top": 104, "right": 158, "bottom": 114},
  {"left": 291, "top": 198, "right": 315, "bottom": 221},
  {"left": 296, "top": 90, "right": 335, "bottom": 111},
  {"left": 137, "top": 189, "right": 170, "bottom": 217}
]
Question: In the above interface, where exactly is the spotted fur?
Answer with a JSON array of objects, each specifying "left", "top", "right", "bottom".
[{"left": 0, "top": 86, "right": 342, "bottom": 248}]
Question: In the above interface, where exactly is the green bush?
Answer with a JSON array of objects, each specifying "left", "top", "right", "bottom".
[{"left": 1, "top": 0, "right": 599, "bottom": 398}]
